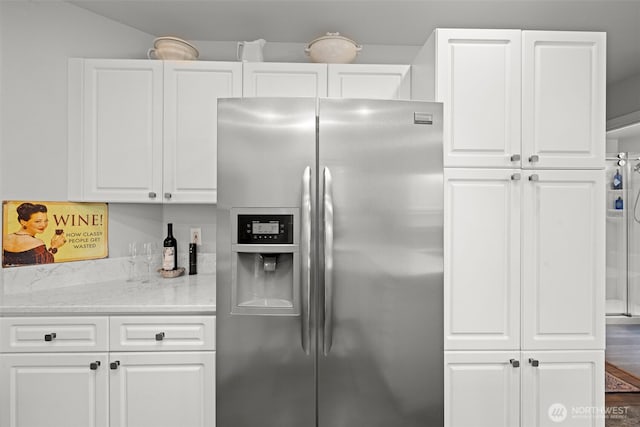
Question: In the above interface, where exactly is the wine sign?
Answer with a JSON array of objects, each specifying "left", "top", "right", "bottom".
[{"left": 2, "top": 201, "right": 108, "bottom": 267}]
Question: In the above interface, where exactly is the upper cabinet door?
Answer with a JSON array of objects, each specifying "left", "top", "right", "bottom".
[
  {"left": 521, "top": 169, "right": 605, "bottom": 350},
  {"left": 327, "top": 64, "right": 410, "bottom": 99},
  {"left": 435, "top": 29, "right": 522, "bottom": 168},
  {"left": 163, "top": 61, "right": 242, "bottom": 204},
  {"left": 243, "top": 62, "right": 328, "bottom": 97},
  {"left": 69, "top": 59, "right": 164, "bottom": 203},
  {"left": 522, "top": 31, "right": 606, "bottom": 169}
]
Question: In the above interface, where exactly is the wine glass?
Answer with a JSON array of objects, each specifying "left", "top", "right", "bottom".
[
  {"left": 126, "top": 242, "right": 139, "bottom": 282},
  {"left": 142, "top": 242, "right": 158, "bottom": 283}
]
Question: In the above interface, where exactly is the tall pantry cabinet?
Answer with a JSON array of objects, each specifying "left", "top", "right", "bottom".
[{"left": 413, "top": 29, "right": 606, "bottom": 427}]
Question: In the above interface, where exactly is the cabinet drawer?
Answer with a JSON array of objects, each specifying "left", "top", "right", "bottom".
[
  {"left": 109, "top": 316, "right": 215, "bottom": 351},
  {"left": 0, "top": 316, "right": 108, "bottom": 352}
]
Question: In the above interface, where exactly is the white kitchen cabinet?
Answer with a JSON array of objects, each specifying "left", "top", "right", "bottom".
[
  {"left": 416, "top": 28, "right": 522, "bottom": 168},
  {"left": 0, "top": 315, "right": 216, "bottom": 427},
  {"left": 445, "top": 169, "right": 605, "bottom": 351},
  {"left": 0, "top": 317, "right": 110, "bottom": 427},
  {"left": 522, "top": 31, "right": 606, "bottom": 170},
  {"left": 521, "top": 351, "right": 605, "bottom": 427},
  {"left": 243, "top": 62, "right": 410, "bottom": 100},
  {"left": 521, "top": 350, "right": 604, "bottom": 427},
  {"left": 521, "top": 169, "right": 605, "bottom": 350},
  {"left": 0, "top": 316, "right": 108, "bottom": 353},
  {"left": 109, "top": 352, "right": 215, "bottom": 427},
  {"left": 108, "top": 315, "right": 215, "bottom": 427},
  {"left": 415, "top": 29, "right": 605, "bottom": 169},
  {"left": 327, "top": 64, "right": 410, "bottom": 99},
  {"left": 68, "top": 58, "right": 163, "bottom": 203},
  {"left": 444, "top": 168, "right": 521, "bottom": 350},
  {"left": 242, "top": 62, "right": 328, "bottom": 97},
  {"left": 163, "top": 62, "right": 241, "bottom": 203},
  {"left": 444, "top": 351, "right": 520, "bottom": 427},
  {"left": 445, "top": 350, "right": 604, "bottom": 427},
  {"left": 68, "top": 58, "right": 241, "bottom": 203},
  {"left": 109, "top": 315, "right": 215, "bottom": 351},
  {"left": 0, "top": 353, "right": 109, "bottom": 427},
  {"left": 431, "top": 28, "right": 605, "bottom": 427}
]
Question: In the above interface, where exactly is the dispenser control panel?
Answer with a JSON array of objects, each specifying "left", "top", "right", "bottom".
[{"left": 237, "top": 214, "right": 293, "bottom": 244}]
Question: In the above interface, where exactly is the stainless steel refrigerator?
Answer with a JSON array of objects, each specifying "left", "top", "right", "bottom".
[{"left": 216, "top": 97, "right": 443, "bottom": 427}]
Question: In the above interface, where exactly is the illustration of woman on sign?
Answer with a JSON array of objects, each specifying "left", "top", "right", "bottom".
[{"left": 2, "top": 203, "right": 67, "bottom": 266}]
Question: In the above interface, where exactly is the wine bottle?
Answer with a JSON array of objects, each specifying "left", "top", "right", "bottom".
[{"left": 163, "top": 223, "right": 177, "bottom": 271}]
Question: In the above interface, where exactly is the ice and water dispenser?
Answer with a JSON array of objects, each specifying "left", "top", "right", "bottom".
[{"left": 230, "top": 208, "right": 299, "bottom": 315}]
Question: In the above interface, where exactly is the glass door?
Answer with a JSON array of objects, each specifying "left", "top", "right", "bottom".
[
  {"left": 626, "top": 153, "right": 640, "bottom": 315},
  {"left": 606, "top": 154, "right": 628, "bottom": 315}
]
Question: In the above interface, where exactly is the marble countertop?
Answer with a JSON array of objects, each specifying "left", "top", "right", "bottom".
[{"left": 0, "top": 273, "right": 216, "bottom": 315}]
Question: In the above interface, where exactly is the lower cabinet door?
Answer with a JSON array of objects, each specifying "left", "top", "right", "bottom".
[
  {"left": 109, "top": 351, "right": 215, "bottom": 427},
  {"left": 445, "top": 351, "right": 521, "bottom": 427},
  {"left": 0, "top": 353, "right": 109, "bottom": 427},
  {"left": 521, "top": 350, "right": 604, "bottom": 427}
]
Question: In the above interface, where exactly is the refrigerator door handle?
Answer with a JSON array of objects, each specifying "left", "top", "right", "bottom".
[
  {"left": 301, "top": 166, "right": 312, "bottom": 355},
  {"left": 323, "top": 167, "right": 334, "bottom": 355}
]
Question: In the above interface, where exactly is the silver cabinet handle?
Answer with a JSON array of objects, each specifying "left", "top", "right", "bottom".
[
  {"left": 44, "top": 333, "right": 57, "bottom": 342},
  {"left": 148, "top": 192, "right": 157, "bottom": 199},
  {"left": 528, "top": 174, "right": 539, "bottom": 181},
  {"left": 510, "top": 154, "right": 521, "bottom": 162},
  {"left": 322, "top": 167, "right": 334, "bottom": 356},
  {"left": 301, "top": 166, "right": 312, "bottom": 355},
  {"left": 509, "top": 359, "right": 520, "bottom": 368},
  {"left": 511, "top": 173, "right": 521, "bottom": 181},
  {"left": 155, "top": 332, "right": 165, "bottom": 341},
  {"left": 528, "top": 154, "right": 539, "bottom": 163},
  {"left": 89, "top": 361, "right": 101, "bottom": 370},
  {"left": 529, "top": 358, "right": 539, "bottom": 367},
  {"left": 164, "top": 192, "right": 172, "bottom": 200}
]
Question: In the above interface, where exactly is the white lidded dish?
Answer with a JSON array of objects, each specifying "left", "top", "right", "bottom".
[
  {"left": 305, "top": 32, "right": 362, "bottom": 63},
  {"left": 148, "top": 36, "right": 199, "bottom": 60}
]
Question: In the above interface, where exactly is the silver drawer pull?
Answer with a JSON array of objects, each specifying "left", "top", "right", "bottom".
[
  {"left": 89, "top": 361, "right": 101, "bottom": 370},
  {"left": 529, "top": 358, "right": 539, "bottom": 367},
  {"left": 148, "top": 192, "right": 157, "bottom": 199},
  {"left": 528, "top": 154, "right": 539, "bottom": 163},
  {"left": 511, "top": 173, "right": 521, "bottom": 181},
  {"left": 528, "top": 174, "right": 539, "bottom": 181},
  {"left": 510, "top": 154, "right": 521, "bottom": 162},
  {"left": 155, "top": 332, "right": 166, "bottom": 341},
  {"left": 44, "top": 333, "right": 57, "bottom": 342},
  {"left": 509, "top": 359, "right": 520, "bottom": 368}
]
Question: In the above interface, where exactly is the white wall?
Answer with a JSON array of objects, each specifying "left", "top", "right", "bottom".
[
  {"left": 0, "top": 2, "right": 203, "bottom": 260},
  {"left": 0, "top": 1, "right": 154, "bottom": 201},
  {"left": 607, "top": 73, "right": 640, "bottom": 120}
]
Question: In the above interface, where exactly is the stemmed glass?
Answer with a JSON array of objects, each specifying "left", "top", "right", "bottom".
[
  {"left": 142, "top": 242, "right": 158, "bottom": 283},
  {"left": 126, "top": 242, "right": 139, "bottom": 282}
]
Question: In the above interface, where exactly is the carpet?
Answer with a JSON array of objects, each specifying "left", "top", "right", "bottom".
[{"left": 606, "top": 361, "right": 640, "bottom": 393}]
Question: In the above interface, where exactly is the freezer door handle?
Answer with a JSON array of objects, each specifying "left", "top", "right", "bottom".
[
  {"left": 301, "top": 166, "right": 312, "bottom": 355},
  {"left": 323, "top": 167, "right": 334, "bottom": 356}
]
